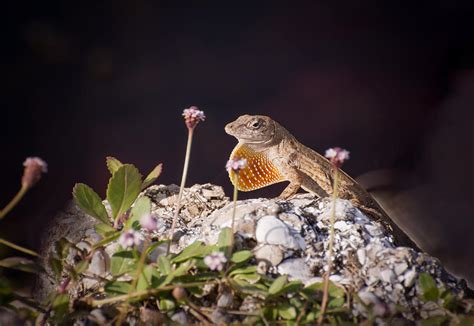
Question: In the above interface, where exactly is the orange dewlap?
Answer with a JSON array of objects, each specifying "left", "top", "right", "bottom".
[{"left": 228, "top": 144, "right": 285, "bottom": 191}]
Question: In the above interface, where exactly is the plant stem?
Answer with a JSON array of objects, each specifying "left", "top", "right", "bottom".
[
  {"left": 90, "top": 281, "right": 217, "bottom": 307},
  {"left": 0, "top": 237, "right": 38, "bottom": 257},
  {"left": 168, "top": 128, "right": 194, "bottom": 254},
  {"left": 0, "top": 186, "right": 28, "bottom": 220},
  {"left": 130, "top": 240, "right": 149, "bottom": 291},
  {"left": 231, "top": 174, "right": 239, "bottom": 232},
  {"left": 318, "top": 168, "right": 339, "bottom": 326}
]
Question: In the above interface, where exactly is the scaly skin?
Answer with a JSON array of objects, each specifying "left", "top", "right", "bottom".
[{"left": 225, "top": 114, "right": 417, "bottom": 248}]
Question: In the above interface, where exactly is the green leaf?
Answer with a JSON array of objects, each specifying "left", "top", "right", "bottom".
[
  {"left": 218, "top": 227, "right": 233, "bottom": 255},
  {"left": 55, "top": 238, "right": 74, "bottom": 259},
  {"left": 137, "top": 265, "right": 159, "bottom": 291},
  {"left": 230, "top": 250, "right": 253, "bottom": 264},
  {"left": 124, "top": 196, "right": 151, "bottom": 230},
  {"left": 0, "top": 257, "right": 42, "bottom": 273},
  {"left": 52, "top": 293, "right": 69, "bottom": 320},
  {"left": 158, "top": 255, "right": 172, "bottom": 275},
  {"left": 92, "top": 231, "right": 121, "bottom": 250},
  {"left": 104, "top": 281, "right": 132, "bottom": 295},
  {"left": 74, "top": 260, "right": 89, "bottom": 274},
  {"left": 229, "top": 265, "right": 258, "bottom": 276},
  {"left": 233, "top": 273, "right": 261, "bottom": 283},
  {"left": 0, "top": 276, "right": 13, "bottom": 305},
  {"left": 268, "top": 275, "right": 288, "bottom": 295},
  {"left": 106, "top": 156, "right": 123, "bottom": 175},
  {"left": 420, "top": 316, "right": 448, "bottom": 326},
  {"left": 73, "top": 183, "right": 110, "bottom": 224},
  {"left": 49, "top": 257, "right": 63, "bottom": 278},
  {"left": 328, "top": 297, "right": 345, "bottom": 308},
  {"left": 158, "top": 298, "right": 175, "bottom": 312},
  {"left": 142, "top": 163, "right": 163, "bottom": 189},
  {"left": 419, "top": 273, "right": 440, "bottom": 302},
  {"left": 172, "top": 241, "right": 208, "bottom": 263},
  {"left": 110, "top": 250, "right": 137, "bottom": 276},
  {"left": 303, "top": 281, "right": 345, "bottom": 299},
  {"left": 94, "top": 223, "right": 117, "bottom": 237},
  {"left": 262, "top": 307, "right": 278, "bottom": 321},
  {"left": 106, "top": 164, "right": 142, "bottom": 220},
  {"left": 277, "top": 304, "right": 297, "bottom": 320}
]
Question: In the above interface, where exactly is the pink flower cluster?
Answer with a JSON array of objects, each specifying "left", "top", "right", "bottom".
[
  {"left": 325, "top": 147, "right": 350, "bottom": 168},
  {"left": 182, "top": 106, "right": 206, "bottom": 129},
  {"left": 22, "top": 157, "right": 48, "bottom": 188},
  {"left": 140, "top": 213, "right": 158, "bottom": 232},
  {"left": 204, "top": 251, "right": 227, "bottom": 271},
  {"left": 118, "top": 230, "right": 143, "bottom": 248},
  {"left": 225, "top": 157, "right": 248, "bottom": 173}
]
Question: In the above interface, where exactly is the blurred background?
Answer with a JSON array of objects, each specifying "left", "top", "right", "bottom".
[{"left": 1, "top": 1, "right": 473, "bottom": 285}]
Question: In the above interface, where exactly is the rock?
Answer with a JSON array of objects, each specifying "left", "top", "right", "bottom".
[
  {"left": 277, "top": 258, "right": 313, "bottom": 283},
  {"left": 37, "top": 184, "right": 471, "bottom": 323}
]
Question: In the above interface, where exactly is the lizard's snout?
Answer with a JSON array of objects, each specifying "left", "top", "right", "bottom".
[{"left": 224, "top": 122, "right": 234, "bottom": 135}]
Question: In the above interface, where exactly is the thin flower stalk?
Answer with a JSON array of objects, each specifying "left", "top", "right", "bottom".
[
  {"left": 318, "top": 147, "right": 349, "bottom": 325},
  {"left": 0, "top": 237, "right": 39, "bottom": 257},
  {"left": 0, "top": 187, "right": 28, "bottom": 220},
  {"left": 168, "top": 127, "right": 194, "bottom": 254},
  {"left": 317, "top": 169, "right": 339, "bottom": 325}
]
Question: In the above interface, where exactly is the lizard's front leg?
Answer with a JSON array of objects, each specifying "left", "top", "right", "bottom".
[{"left": 278, "top": 167, "right": 303, "bottom": 199}]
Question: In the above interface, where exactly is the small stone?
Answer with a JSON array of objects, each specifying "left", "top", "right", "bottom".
[
  {"left": 254, "top": 245, "right": 284, "bottom": 266},
  {"left": 171, "top": 311, "right": 188, "bottom": 324},
  {"left": 256, "top": 216, "right": 304, "bottom": 250},
  {"left": 380, "top": 269, "right": 396, "bottom": 283},
  {"left": 357, "top": 249, "right": 366, "bottom": 265},
  {"left": 394, "top": 262, "right": 408, "bottom": 275},
  {"left": 334, "top": 220, "right": 350, "bottom": 232},
  {"left": 403, "top": 269, "right": 417, "bottom": 287}
]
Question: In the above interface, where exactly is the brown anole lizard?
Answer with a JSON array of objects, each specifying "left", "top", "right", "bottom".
[{"left": 225, "top": 114, "right": 417, "bottom": 248}]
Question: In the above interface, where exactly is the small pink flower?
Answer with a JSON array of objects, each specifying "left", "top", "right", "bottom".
[
  {"left": 140, "top": 213, "right": 158, "bottom": 232},
  {"left": 225, "top": 157, "right": 248, "bottom": 173},
  {"left": 119, "top": 230, "right": 143, "bottom": 248},
  {"left": 22, "top": 157, "right": 48, "bottom": 189},
  {"left": 324, "top": 147, "right": 350, "bottom": 168},
  {"left": 182, "top": 106, "right": 206, "bottom": 129},
  {"left": 204, "top": 251, "right": 227, "bottom": 271}
]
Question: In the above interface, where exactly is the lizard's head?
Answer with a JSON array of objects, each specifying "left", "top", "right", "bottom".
[{"left": 225, "top": 115, "right": 277, "bottom": 145}]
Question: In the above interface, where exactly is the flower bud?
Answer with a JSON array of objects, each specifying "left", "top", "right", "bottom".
[{"left": 21, "top": 157, "right": 47, "bottom": 189}]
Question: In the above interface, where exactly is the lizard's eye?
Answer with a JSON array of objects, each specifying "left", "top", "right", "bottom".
[{"left": 248, "top": 120, "right": 262, "bottom": 129}]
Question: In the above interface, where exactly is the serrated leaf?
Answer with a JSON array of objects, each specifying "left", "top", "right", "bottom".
[
  {"left": 419, "top": 273, "right": 440, "bottom": 302},
  {"left": 0, "top": 257, "right": 42, "bottom": 273},
  {"left": 104, "top": 281, "right": 132, "bottom": 295},
  {"left": 158, "top": 255, "right": 172, "bottom": 275},
  {"left": 230, "top": 250, "right": 253, "bottom": 264},
  {"left": 106, "top": 156, "right": 123, "bottom": 175},
  {"left": 124, "top": 196, "right": 151, "bottom": 230},
  {"left": 268, "top": 275, "right": 288, "bottom": 295},
  {"left": 110, "top": 250, "right": 137, "bottom": 276},
  {"left": 73, "top": 183, "right": 110, "bottom": 224},
  {"left": 277, "top": 304, "right": 297, "bottom": 320},
  {"left": 218, "top": 227, "right": 233, "bottom": 256},
  {"left": 142, "top": 163, "right": 163, "bottom": 189},
  {"left": 106, "top": 164, "right": 142, "bottom": 220}
]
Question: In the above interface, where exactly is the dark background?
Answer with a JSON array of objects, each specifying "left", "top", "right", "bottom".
[{"left": 2, "top": 1, "right": 473, "bottom": 284}]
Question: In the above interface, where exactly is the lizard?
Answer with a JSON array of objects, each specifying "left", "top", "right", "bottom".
[{"left": 224, "top": 114, "right": 418, "bottom": 248}]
